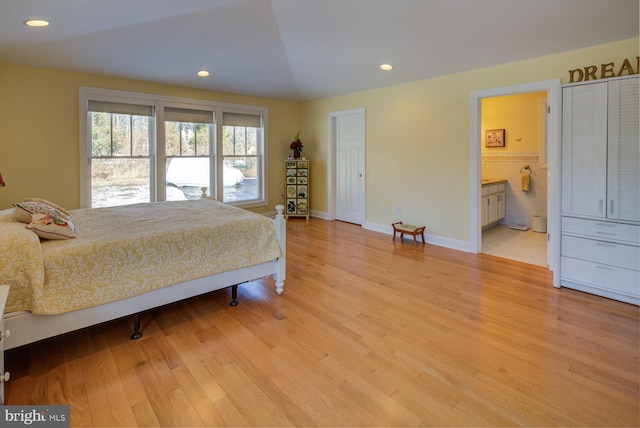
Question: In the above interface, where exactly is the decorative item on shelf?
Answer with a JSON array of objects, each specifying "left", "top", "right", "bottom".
[{"left": 290, "top": 131, "right": 303, "bottom": 159}]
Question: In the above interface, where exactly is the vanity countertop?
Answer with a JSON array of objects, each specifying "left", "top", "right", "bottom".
[{"left": 481, "top": 178, "right": 507, "bottom": 185}]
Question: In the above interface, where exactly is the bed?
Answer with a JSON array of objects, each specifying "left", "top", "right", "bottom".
[{"left": 0, "top": 197, "right": 286, "bottom": 350}]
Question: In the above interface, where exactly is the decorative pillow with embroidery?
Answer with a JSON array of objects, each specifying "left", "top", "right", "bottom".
[
  {"left": 24, "top": 198, "right": 70, "bottom": 216},
  {"left": 26, "top": 213, "right": 76, "bottom": 240},
  {"left": 13, "top": 200, "right": 70, "bottom": 224}
]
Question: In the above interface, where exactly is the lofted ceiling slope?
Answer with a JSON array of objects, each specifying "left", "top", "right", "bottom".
[{"left": 0, "top": 0, "right": 638, "bottom": 101}]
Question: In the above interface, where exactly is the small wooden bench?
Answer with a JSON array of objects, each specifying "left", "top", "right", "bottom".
[{"left": 391, "top": 222, "right": 426, "bottom": 245}]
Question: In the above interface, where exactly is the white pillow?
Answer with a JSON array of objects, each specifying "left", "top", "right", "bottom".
[{"left": 26, "top": 213, "right": 76, "bottom": 240}]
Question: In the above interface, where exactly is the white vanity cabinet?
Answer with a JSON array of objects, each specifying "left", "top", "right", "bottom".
[
  {"left": 560, "top": 76, "right": 639, "bottom": 304},
  {"left": 481, "top": 180, "right": 506, "bottom": 229},
  {"left": 0, "top": 284, "right": 10, "bottom": 404}
]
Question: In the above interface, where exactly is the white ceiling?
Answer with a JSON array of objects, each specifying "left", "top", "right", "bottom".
[{"left": 0, "top": 0, "right": 638, "bottom": 101}]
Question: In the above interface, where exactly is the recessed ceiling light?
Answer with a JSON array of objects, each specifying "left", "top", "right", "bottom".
[
  {"left": 380, "top": 64, "right": 393, "bottom": 71},
  {"left": 197, "top": 70, "right": 210, "bottom": 77},
  {"left": 24, "top": 19, "right": 50, "bottom": 27}
]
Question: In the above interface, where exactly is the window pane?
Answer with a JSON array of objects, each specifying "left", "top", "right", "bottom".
[
  {"left": 195, "top": 124, "right": 210, "bottom": 155},
  {"left": 246, "top": 127, "right": 257, "bottom": 155},
  {"left": 164, "top": 117, "right": 212, "bottom": 200},
  {"left": 165, "top": 122, "right": 180, "bottom": 156},
  {"left": 89, "top": 107, "right": 152, "bottom": 208},
  {"left": 234, "top": 127, "right": 246, "bottom": 154},
  {"left": 91, "top": 112, "right": 112, "bottom": 157},
  {"left": 223, "top": 156, "right": 257, "bottom": 202},
  {"left": 223, "top": 125, "right": 258, "bottom": 156},
  {"left": 222, "top": 126, "right": 235, "bottom": 156},
  {"left": 165, "top": 157, "right": 210, "bottom": 201},
  {"left": 132, "top": 116, "right": 150, "bottom": 156},
  {"left": 182, "top": 123, "right": 196, "bottom": 156},
  {"left": 166, "top": 122, "right": 211, "bottom": 156},
  {"left": 112, "top": 114, "right": 131, "bottom": 156},
  {"left": 222, "top": 123, "right": 261, "bottom": 203},
  {"left": 91, "top": 158, "right": 150, "bottom": 208}
]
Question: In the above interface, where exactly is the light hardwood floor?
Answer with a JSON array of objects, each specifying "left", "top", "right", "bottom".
[{"left": 5, "top": 218, "right": 639, "bottom": 427}]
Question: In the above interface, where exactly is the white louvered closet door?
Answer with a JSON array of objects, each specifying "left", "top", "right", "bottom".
[
  {"left": 561, "top": 82, "right": 608, "bottom": 218},
  {"left": 607, "top": 77, "right": 640, "bottom": 222}
]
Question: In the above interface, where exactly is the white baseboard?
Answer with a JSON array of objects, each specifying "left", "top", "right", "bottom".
[
  {"left": 304, "top": 212, "right": 473, "bottom": 253},
  {"left": 363, "top": 221, "right": 473, "bottom": 253},
  {"left": 309, "top": 209, "right": 331, "bottom": 220}
]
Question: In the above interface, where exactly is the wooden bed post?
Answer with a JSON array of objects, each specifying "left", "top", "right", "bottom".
[{"left": 273, "top": 204, "right": 286, "bottom": 294}]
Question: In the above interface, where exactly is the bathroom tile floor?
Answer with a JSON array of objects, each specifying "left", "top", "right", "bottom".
[{"left": 482, "top": 223, "right": 547, "bottom": 267}]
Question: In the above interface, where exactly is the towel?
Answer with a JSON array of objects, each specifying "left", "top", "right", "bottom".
[{"left": 520, "top": 173, "right": 530, "bottom": 192}]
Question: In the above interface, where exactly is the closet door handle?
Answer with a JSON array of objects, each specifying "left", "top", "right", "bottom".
[{"left": 596, "top": 242, "right": 616, "bottom": 248}]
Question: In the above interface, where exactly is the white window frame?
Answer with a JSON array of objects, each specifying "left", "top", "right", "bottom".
[
  {"left": 79, "top": 87, "right": 268, "bottom": 209},
  {"left": 158, "top": 101, "right": 216, "bottom": 202},
  {"left": 220, "top": 107, "right": 267, "bottom": 206}
]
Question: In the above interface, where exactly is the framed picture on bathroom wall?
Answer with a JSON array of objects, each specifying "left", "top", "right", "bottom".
[{"left": 485, "top": 129, "right": 505, "bottom": 147}]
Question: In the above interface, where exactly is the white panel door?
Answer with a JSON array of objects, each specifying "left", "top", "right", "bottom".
[
  {"left": 607, "top": 77, "right": 639, "bottom": 222},
  {"left": 561, "top": 83, "right": 608, "bottom": 218},
  {"left": 335, "top": 111, "right": 365, "bottom": 224}
]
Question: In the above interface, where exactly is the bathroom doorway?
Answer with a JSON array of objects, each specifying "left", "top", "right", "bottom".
[
  {"left": 480, "top": 92, "right": 548, "bottom": 267},
  {"left": 469, "top": 79, "right": 562, "bottom": 277}
]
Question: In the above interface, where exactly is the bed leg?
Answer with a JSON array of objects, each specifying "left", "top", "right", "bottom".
[
  {"left": 131, "top": 314, "right": 143, "bottom": 340},
  {"left": 230, "top": 284, "right": 238, "bottom": 306}
]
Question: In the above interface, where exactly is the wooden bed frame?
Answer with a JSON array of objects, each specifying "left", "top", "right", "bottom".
[{"left": 2, "top": 205, "right": 286, "bottom": 350}]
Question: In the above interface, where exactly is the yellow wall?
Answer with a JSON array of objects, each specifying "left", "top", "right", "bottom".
[
  {"left": 301, "top": 38, "right": 638, "bottom": 243},
  {"left": 0, "top": 37, "right": 637, "bottom": 245},
  {"left": 0, "top": 63, "right": 301, "bottom": 213},
  {"left": 481, "top": 91, "right": 546, "bottom": 155}
]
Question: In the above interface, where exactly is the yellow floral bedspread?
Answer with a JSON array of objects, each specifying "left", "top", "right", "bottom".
[{"left": 0, "top": 198, "right": 281, "bottom": 314}]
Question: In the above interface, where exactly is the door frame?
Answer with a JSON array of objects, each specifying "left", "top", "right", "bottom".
[
  {"left": 469, "top": 79, "right": 562, "bottom": 282},
  {"left": 327, "top": 107, "right": 366, "bottom": 222}
]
